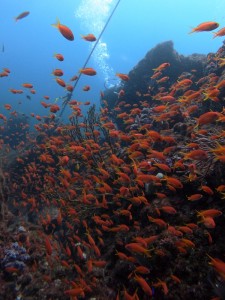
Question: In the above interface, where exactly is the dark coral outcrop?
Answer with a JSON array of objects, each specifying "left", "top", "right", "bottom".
[{"left": 104, "top": 41, "right": 207, "bottom": 110}]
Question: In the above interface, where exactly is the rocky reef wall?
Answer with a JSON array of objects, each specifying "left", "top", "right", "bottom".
[{"left": 104, "top": 41, "right": 208, "bottom": 109}]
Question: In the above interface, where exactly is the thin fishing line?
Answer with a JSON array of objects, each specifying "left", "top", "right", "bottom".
[{"left": 59, "top": 0, "right": 121, "bottom": 117}]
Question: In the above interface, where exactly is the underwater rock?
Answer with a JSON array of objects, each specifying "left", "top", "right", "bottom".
[{"left": 104, "top": 41, "right": 207, "bottom": 112}]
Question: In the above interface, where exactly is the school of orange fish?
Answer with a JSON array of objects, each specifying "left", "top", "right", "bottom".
[{"left": 1, "top": 14, "right": 225, "bottom": 299}]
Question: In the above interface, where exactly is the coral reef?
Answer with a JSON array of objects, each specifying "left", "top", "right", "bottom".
[{"left": 1, "top": 40, "right": 225, "bottom": 299}]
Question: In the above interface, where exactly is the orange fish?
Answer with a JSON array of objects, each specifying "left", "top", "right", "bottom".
[
  {"left": 153, "top": 62, "right": 170, "bottom": 72},
  {"left": 52, "top": 18, "right": 74, "bottom": 41},
  {"left": 160, "top": 206, "right": 177, "bottom": 214},
  {"left": 66, "top": 85, "right": 74, "bottom": 92},
  {"left": 148, "top": 216, "right": 167, "bottom": 228},
  {"left": 70, "top": 75, "right": 78, "bottom": 81},
  {"left": 41, "top": 101, "right": 49, "bottom": 108},
  {"left": 81, "top": 33, "right": 96, "bottom": 42},
  {"left": 216, "top": 185, "right": 225, "bottom": 192},
  {"left": 135, "top": 274, "right": 153, "bottom": 297},
  {"left": 183, "top": 149, "right": 208, "bottom": 160},
  {"left": 153, "top": 279, "right": 169, "bottom": 295},
  {"left": 22, "top": 83, "right": 33, "bottom": 88},
  {"left": 83, "top": 85, "right": 90, "bottom": 91},
  {"left": 116, "top": 73, "right": 130, "bottom": 81},
  {"left": 151, "top": 71, "right": 162, "bottom": 79},
  {"left": 15, "top": 11, "right": 30, "bottom": 22},
  {"left": 79, "top": 68, "right": 97, "bottom": 76},
  {"left": 5, "top": 267, "right": 20, "bottom": 273},
  {"left": 52, "top": 69, "right": 64, "bottom": 76},
  {"left": 64, "top": 288, "right": 84, "bottom": 297},
  {"left": 45, "top": 236, "right": 52, "bottom": 255},
  {"left": 164, "top": 176, "right": 183, "bottom": 189},
  {"left": 3, "top": 68, "right": 10, "bottom": 73},
  {"left": 213, "top": 27, "right": 225, "bottom": 38},
  {"left": 170, "top": 274, "right": 181, "bottom": 283},
  {"left": 125, "top": 243, "right": 151, "bottom": 257},
  {"left": 0, "top": 71, "right": 9, "bottom": 77},
  {"left": 134, "top": 266, "right": 150, "bottom": 275},
  {"left": 187, "top": 193, "right": 203, "bottom": 201},
  {"left": 196, "top": 111, "right": 219, "bottom": 126},
  {"left": 201, "top": 216, "right": 216, "bottom": 228},
  {"left": 54, "top": 53, "right": 64, "bottom": 61},
  {"left": 198, "top": 209, "right": 222, "bottom": 219},
  {"left": 208, "top": 256, "right": 225, "bottom": 280},
  {"left": 159, "top": 95, "right": 175, "bottom": 102},
  {"left": 4, "top": 104, "right": 12, "bottom": 110},
  {"left": 157, "top": 76, "right": 169, "bottom": 83},
  {"left": 55, "top": 77, "right": 66, "bottom": 87},
  {"left": 189, "top": 21, "right": 219, "bottom": 33},
  {"left": 50, "top": 104, "right": 60, "bottom": 113},
  {"left": 152, "top": 105, "right": 167, "bottom": 113},
  {"left": 200, "top": 185, "right": 214, "bottom": 195}
]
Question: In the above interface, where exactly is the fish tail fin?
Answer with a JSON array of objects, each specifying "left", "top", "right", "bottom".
[
  {"left": 51, "top": 17, "right": 60, "bottom": 28},
  {"left": 212, "top": 32, "right": 217, "bottom": 39},
  {"left": 188, "top": 27, "right": 195, "bottom": 34},
  {"left": 146, "top": 250, "right": 152, "bottom": 258},
  {"left": 196, "top": 210, "right": 202, "bottom": 218}
]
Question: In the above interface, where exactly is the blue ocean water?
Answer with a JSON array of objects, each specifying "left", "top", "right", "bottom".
[{"left": 0, "top": 0, "right": 224, "bottom": 119}]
